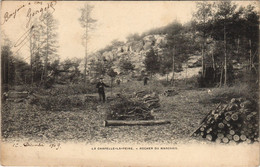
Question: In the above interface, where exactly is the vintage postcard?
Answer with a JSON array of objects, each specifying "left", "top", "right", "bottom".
[{"left": 0, "top": 1, "right": 259, "bottom": 166}]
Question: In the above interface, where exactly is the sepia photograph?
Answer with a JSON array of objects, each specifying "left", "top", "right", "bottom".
[{"left": 0, "top": 1, "right": 259, "bottom": 166}]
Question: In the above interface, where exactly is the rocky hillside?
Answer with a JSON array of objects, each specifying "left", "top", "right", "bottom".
[
  {"left": 97, "top": 34, "right": 169, "bottom": 74},
  {"left": 87, "top": 22, "right": 203, "bottom": 81}
]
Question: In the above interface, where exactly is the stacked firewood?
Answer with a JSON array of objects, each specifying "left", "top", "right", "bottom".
[{"left": 192, "top": 98, "right": 259, "bottom": 144}]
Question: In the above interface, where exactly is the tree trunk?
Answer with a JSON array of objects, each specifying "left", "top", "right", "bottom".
[
  {"left": 211, "top": 52, "right": 216, "bottom": 82},
  {"left": 249, "top": 39, "right": 252, "bottom": 71},
  {"left": 84, "top": 25, "right": 88, "bottom": 84},
  {"left": 110, "top": 78, "right": 113, "bottom": 96},
  {"left": 219, "top": 65, "right": 223, "bottom": 87},
  {"left": 171, "top": 47, "right": 175, "bottom": 85},
  {"left": 44, "top": 23, "right": 49, "bottom": 84},
  {"left": 29, "top": 27, "right": 34, "bottom": 85},
  {"left": 212, "top": 52, "right": 215, "bottom": 71},
  {"left": 237, "top": 38, "right": 240, "bottom": 54},
  {"left": 201, "top": 44, "right": 204, "bottom": 77},
  {"left": 224, "top": 23, "right": 227, "bottom": 87}
]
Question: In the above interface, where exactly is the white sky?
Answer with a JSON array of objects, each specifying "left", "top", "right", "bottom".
[{"left": 0, "top": 1, "right": 258, "bottom": 62}]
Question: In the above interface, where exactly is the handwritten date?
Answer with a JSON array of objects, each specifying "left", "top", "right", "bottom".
[{"left": 12, "top": 142, "right": 61, "bottom": 150}]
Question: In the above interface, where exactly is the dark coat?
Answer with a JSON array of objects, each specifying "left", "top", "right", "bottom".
[{"left": 96, "top": 82, "right": 109, "bottom": 93}]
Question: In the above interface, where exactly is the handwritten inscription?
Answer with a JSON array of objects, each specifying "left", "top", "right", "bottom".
[
  {"left": 1, "top": 1, "right": 57, "bottom": 28},
  {"left": 2, "top": 4, "right": 26, "bottom": 24},
  {"left": 12, "top": 142, "right": 61, "bottom": 150},
  {"left": 26, "top": 1, "right": 57, "bottom": 28}
]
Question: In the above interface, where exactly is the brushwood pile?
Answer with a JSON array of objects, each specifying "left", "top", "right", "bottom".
[
  {"left": 106, "top": 91, "right": 160, "bottom": 120},
  {"left": 163, "top": 89, "right": 178, "bottom": 97},
  {"left": 192, "top": 98, "right": 259, "bottom": 144}
]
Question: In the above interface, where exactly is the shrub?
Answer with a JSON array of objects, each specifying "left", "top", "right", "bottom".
[
  {"left": 33, "top": 94, "right": 98, "bottom": 111},
  {"left": 199, "top": 83, "right": 258, "bottom": 104}
]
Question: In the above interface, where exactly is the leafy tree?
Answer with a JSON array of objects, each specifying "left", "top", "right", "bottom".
[
  {"left": 160, "top": 52, "right": 172, "bottom": 82},
  {"left": 120, "top": 58, "right": 135, "bottom": 75},
  {"left": 31, "top": 52, "right": 44, "bottom": 83},
  {"left": 1, "top": 37, "right": 31, "bottom": 86},
  {"left": 79, "top": 4, "right": 97, "bottom": 83},
  {"left": 243, "top": 5, "right": 259, "bottom": 71},
  {"left": 212, "top": 2, "right": 238, "bottom": 86},
  {"left": 1, "top": 44, "right": 12, "bottom": 86},
  {"left": 107, "top": 68, "right": 117, "bottom": 95},
  {"left": 193, "top": 2, "right": 213, "bottom": 76},
  {"left": 41, "top": 12, "right": 59, "bottom": 85},
  {"left": 144, "top": 48, "right": 160, "bottom": 76}
]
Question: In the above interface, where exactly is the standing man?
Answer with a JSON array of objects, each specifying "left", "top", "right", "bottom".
[
  {"left": 96, "top": 77, "right": 109, "bottom": 102},
  {"left": 116, "top": 78, "right": 121, "bottom": 85},
  {"left": 144, "top": 76, "right": 149, "bottom": 85}
]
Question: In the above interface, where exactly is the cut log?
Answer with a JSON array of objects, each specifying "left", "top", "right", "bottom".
[
  {"left": 215, "top": 138, "right": 221, "bottom": 144},
  {"left": 104, "top": 120, "right": 170, "bottom": 126},
  {"left": 222, "top": 137, "right": 229, "bottom": 143},
  {"left": 206, "top": 128, "right": 212, "bottom": 134},
  {"left": 227, "top": 103, "right": 238, "bottom": 111},
  {"left": 233, "top": 135, "right": 240, "bottom": 142},
  {"left": 206, "top": 117, "right": 213, "bottom": 124},
  {"left": 240, "top": 135, "right": 247, "bottom": 141},
  {"left": 246, "top": 139, "right": 252, "bottom": 144},
  {"left": 190, "top": 123, "right": 206, "bottom": 137},
  {"left": 227, "top": 134, "right": 233, "bottom": 140},
  {"left": 206, "top": 134, "right": 213, "bottom": 141},
  {"left": 231, "top": 113, "right": 239, "bottom": 121},
  {"left": 230, "top": 98, "right": 237, "bottom": 104},
  {"left": 225, "top": 115, "right": 231, "bottom": 121},
  {"left": 217, "top": 133, "right": 224, "bottom": 139},
  {"left": 200, "top": 127, "right": 205, "bottom": 132},
  {"left": 200, "top": 103, "right": 221, "bottom": 124},
  {"left": 8, "top": 91, "right": 29, "bottom": 98},
  {"left": 240, "top": 100, "right": 252, "bottom": 109},
  {"left": 230, "top": 130, "right": 235, "bottom": 135},
  {"left": 229, "top": 140, "right": 236, "bottom": 145},
  {"left": 218, "top": 123, "right": 225, "bottom": 129}
]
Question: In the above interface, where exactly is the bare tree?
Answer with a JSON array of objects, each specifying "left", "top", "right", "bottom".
[{"left": 79, "top": 4, "right": 97, "bottom": 83}]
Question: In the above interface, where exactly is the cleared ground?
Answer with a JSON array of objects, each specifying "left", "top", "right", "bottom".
[{"left": 2, "top": 82, "right": 218, "bottom": 144}]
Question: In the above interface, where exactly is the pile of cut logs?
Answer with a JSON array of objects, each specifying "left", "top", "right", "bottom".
[
  {"left": 134, "top": 91, "right": 161, "bottom": 112},
  {"left": 191, "top": 98, "right": 259, "bottom": 144}
]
